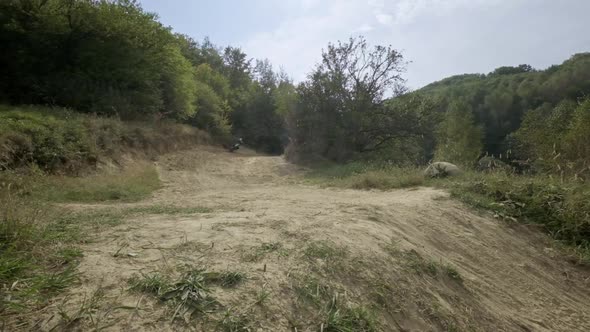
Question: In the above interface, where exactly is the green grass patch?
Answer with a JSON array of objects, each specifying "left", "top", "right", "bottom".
[
  {"left": 128, "top": 272, "right": 172, "bottom": 296},
  {"left": 33, "top": 163, "right": 161, "bottom": 203},
  {"left": 0, "top": 183, "right": 131, "bottom": 319},
  {"left": 0, "top": 208, "right": 118, "bottom": 312},
  {"left": 254, "top": 286, "right": 271, "bottom": 306},
  {"left": 0, "top": 161, "right": 161, "bottom": 204},
  {"left": 442, "top": 265, "right": 463, "bottom": 282},
  {"left": 128, "top": 268, "right": 232, "bottom": 322},
  {"left": 306, "top": 162, "right": 424, "bottom": 190},
  {"left": 401, "top": 249, "right": 464, "bottom": 284},
  {"left": 218, "top": 272, "right": 246, "bottom": 288},
  {"left": 320, "top": 294, "right": 379, "bottom": 332},
  {"left": 200, "top": 271, "right": 247, "bottom": 288},
  {"left": 323, "top": 303, "right": 377, "bottom": 332}
]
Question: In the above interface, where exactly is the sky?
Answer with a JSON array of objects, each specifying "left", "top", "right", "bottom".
[{"left": 139, "top": 0, "right": 590, "bottom": 89}]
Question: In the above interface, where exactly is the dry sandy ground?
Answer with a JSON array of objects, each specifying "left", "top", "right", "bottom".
[{"left": 35, "top": 147, "right": 590, "bottom": 331}]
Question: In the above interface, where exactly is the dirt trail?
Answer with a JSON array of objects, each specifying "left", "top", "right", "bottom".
[{"left": 38, "top": 147, "right": 590, "bottom": 331}]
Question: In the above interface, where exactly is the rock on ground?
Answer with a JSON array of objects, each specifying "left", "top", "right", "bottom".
[{"left": 424, "top": 161, "right": 462, "bottom": 178}]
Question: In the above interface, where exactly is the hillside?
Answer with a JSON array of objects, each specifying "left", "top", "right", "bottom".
[{"left": 415, "top": 53, "right": 590, "bottom": 155}]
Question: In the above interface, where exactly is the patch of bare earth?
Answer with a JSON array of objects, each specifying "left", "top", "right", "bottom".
[{"left": 35, "top": 147, "right": 590, "bottom": 331}]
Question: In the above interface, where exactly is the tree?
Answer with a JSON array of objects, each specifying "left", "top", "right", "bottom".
[
  {"left": 435, "top": 101, "right": 483, "bottom": 166},
  {"left": 513, "top": 100, "right": 576, "bottom": 169},
  {"left": 287, "top": 36, "right": 419, "bottom": 162},
  {"left": 231, "top": 59, "right": 289, "bottom": 154},
  {"left": 190, "top": 64, "right": 232, "bottom": 138},
  {"left": 491, "top": 64, "right": 534, "bottom": 76},
  {"left": 0, "top": 0, "right": 197, "bottom": 119},
  {"left": 412, "top": 53, "right": 590, "bottom": 158},
  {"left": 564, "top": 98, "right": 590, "bottom": 173}
]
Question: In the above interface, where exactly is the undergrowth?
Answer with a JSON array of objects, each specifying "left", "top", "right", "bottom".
[
  {"left": 310, "top": 163, "right": 590, "bottom": 262},
  {"left": 306, "top": 162, "right": 424, "bottom": 190},
  {"left": 0, "top": 186, "right": 127, "bottom": 318},
  {"left": 38, "top": 164, "right": 161, "bottom": 203},
  {"left": 128, "top": 267, "right": 250, "bottom": 327},
  {"left": 434, "top": 171, "right": 590, "bottom": 261}
]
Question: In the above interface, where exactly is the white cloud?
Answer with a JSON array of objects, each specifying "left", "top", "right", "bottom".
[
  {"left": 355, "top": 23, "right": 375, "bottom": 33},
  {"left": 300, "top": 0, "right": 320, "bottom": 10},
  {"left": 243, "top": 0, "right": 370, "bottom": 81},
  {"left": 241, "top": 0, "right": 567, "bottom": 88},
  {"left": 369, "top": 0, "right": 507, "bottom": 26},
  {"left": 375, "top": 13, "right": 393, "bottom": 25}
]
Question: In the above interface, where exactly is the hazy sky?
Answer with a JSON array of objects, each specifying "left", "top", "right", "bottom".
[{"left": 140, "top": 0, "right": 590, "bottom": 89}]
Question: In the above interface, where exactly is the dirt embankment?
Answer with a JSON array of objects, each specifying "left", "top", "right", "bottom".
[{"left": 36, "top": 147, "right": 590, "bottom": 331}]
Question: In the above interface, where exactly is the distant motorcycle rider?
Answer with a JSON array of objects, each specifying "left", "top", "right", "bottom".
[{"left": 228, "top": 137, "right": 243, "bottom": 152}]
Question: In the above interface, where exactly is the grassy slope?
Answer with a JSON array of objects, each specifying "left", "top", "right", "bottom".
[
  {"left": 306, "top": 162, "right": 590, "bottom": 262},
  {"left": 0, "top": 105, "right": 210, "bottom": 321},
  {"left": 0, "top": 104, "right": 210, "bottom": 174}
]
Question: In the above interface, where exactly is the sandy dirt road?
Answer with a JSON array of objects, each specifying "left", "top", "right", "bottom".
[{"left": 37, "top": 147, "right": 590, "bottom": 331}]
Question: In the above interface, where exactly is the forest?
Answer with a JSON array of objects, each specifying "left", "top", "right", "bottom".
[
  {"left": 2, "top": 0, "right": 590, "bottom": 176},
  {"left": 0, "top": 0, "right": 289, "bottom": 157}
]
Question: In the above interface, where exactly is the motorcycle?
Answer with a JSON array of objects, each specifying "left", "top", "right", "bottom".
[{"left": 225, "top": 138, "right": 243, "bottom": 153}]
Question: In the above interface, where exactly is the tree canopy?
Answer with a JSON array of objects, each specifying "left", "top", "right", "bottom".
[
  {"left": 285, "top": 37, "right": 436, "bottom": 162},
  {"left": 0, "top": 0, "right": 293, "bottom": 153},
  {"left": 2, "top": 1, "right": 590, "bottom": 170}
]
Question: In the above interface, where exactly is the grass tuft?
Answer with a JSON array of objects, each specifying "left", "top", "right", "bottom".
[
  {"left": 129, "top": 268, "right": 220, "bottom": 321},
  {"left": 33, "top": 163, "right": 161, "bottom": 203},
  {"left": 443, "top": 265, "right": 463, "bottom": 282},
  {"left": 293, "top": 275, "right": 331, "bottom": 305},
  {"left": 219, "top": 272, "right": 246, "bottom": 288},
  {"left": 219, "top": 309, "right": 252, "bottom": 332},
  {"left": 161, "top": 269, "right": 219, "bottom": 320},
  {"left": 242, "top": 242, "right": 282, "bottom": 262},
  {"left": 255, "top": 286, "right": 271, "bottom": 306},
  {"left": 323, "top": 297, "right": 377, "bottom": 332},
  {"left": 128, "top": 272, "right": 171, "bottom": 296}
]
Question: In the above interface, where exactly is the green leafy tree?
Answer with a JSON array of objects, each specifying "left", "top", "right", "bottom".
[
  {"left": 564, "top": 98, "right": 590, "bottom": 169},
  {"left": 435, "top": 101, "right": 484, "bottom": 166},
  {"left": 513, "top": 100, "right": 576, "bottom": 170},
  {"left": 0, "top": 0, "right": 197, "bottom": 120},
  {"left": 190, "top": 64, "right": 232, "bottom": 138},
  {"left": 287, "top": 36, "right": 418, "bottom": 162},
  {"left": 415, "top": 53, "right": 590, "bottom": 157},
  {"left": 158, "top": 46, "right": 197, "bottom": 119}
]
